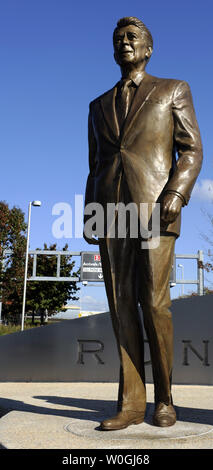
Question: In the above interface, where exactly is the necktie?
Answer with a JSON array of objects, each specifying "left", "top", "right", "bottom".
[{"left": 116, "top": 78, "right": 132, "bottom": 129}]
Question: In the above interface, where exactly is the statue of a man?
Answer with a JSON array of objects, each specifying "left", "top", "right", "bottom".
[{"left": 84, "top": 17, "right": 202, "bottom": 430}]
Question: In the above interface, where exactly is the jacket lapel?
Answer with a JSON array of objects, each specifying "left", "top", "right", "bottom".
[
  {"left": 122, "top": 73, "right": 157, "bottom": 137},
  {"left": 99, "top": 74, "right": 157, "bottom": 140},
  {"left": 100, "top": 84, "right": 120, "bottom": 140}
]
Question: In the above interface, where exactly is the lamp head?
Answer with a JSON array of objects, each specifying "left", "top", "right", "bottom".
[{"left": 32, "top": 200, "right": 42, "bottom": 207}]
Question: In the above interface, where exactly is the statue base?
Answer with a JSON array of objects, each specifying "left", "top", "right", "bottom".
[{"left": 64, "top": 402, "right": 213, "bottom": 442}]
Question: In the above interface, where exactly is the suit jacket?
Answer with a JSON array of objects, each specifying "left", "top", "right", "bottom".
[{"left": 85, "top": 72, "right": 203, "bottom": 236}]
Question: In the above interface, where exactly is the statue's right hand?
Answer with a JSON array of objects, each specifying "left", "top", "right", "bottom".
[{"left": 83, "top": 232, "right": 99, "bottom": 245}]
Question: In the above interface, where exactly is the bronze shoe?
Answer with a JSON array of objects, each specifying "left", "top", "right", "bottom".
[
  {"left": 153, "top": 402, "right": 176, "bottom": 427},
  {"left": 100, "top": 410, "right": 145, "bottom": 431}
]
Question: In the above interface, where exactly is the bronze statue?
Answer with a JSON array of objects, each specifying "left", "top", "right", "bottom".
[{"left": 84, "top": 17, "right": 203, "bottom": 430}]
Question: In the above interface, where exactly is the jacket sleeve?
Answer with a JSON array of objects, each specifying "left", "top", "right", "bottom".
[
  {"left": 84, "top": 103, "right": 97, "bottom": 210},
  {"left": 164, "top": 80, "right": 203, "bottom": 205}
]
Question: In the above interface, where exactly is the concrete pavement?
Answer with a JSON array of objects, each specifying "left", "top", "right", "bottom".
[{"left": 0, "top": 382, "right": 212, "bottom": 449}]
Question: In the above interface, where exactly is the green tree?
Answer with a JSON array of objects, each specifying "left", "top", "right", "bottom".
[{"left": 0, "top": 201, "right": 27, "bottom": 322}]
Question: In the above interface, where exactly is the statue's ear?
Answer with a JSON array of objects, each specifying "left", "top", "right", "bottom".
[{"left": 145, "top": 46, "right": 153, "bottom": 59}]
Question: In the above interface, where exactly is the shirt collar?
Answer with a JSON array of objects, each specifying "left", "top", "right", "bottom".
[
  {"left": 130, "top": 71, "right": 145, "bottom": 87},
  {"left": 121, "top": 71, "right": 145, "bottom": 87}
]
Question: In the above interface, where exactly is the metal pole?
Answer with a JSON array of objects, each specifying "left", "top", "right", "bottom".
[
  {"left": 21, "top": 202, "right": 32, "bottom": 331},
  {"left": 197, "top": 250, "right": 204, "bottom": 296},
  {"left": 0, "top": 249, "right": 12, "bottom": 324},
  {"left": 0, "top": 252, "right": 3, "bottom": 324},
  {"left": 0, "top": 254, "right": 2, "bottom": 324},
  {"left": 178, "top": 264, "right": 184, "bottom": 296},
  {"left": 182, "top": 265, "right": 184, "bottom": 296}
]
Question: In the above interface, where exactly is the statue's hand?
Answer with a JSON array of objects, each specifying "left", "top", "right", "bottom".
[
  {"left": 161, "top": 193, "right": 183, "bottom": 224},
  {"left": 83, "top": 232, "right": 99, "bottom": 245}
]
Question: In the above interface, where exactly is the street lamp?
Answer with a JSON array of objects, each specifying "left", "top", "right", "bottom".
[
  {"left": 21, "top": 201, "right": 41, "bottom": 331},
  {"left": 178, "top": 263, "right": 184, "bottom": 297}
]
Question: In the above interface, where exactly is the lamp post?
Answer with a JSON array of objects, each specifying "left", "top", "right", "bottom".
[
  {"left": 178, "top": 263, "right": 184, "bottom": 297},
  {"left": 0, "top": 252, "right": 6, "bottom": 324},
  {"left": 21, "top": 201, "right": 41, "bottom": 331}
]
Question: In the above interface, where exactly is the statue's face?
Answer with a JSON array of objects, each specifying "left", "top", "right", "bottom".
[{"left": 113, "top": 24, "right": 151, "bottom": 68}]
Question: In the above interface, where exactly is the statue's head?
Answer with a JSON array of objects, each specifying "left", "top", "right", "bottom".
[{"left": 113, "top": 17, "right": 153, "bottom": 69}]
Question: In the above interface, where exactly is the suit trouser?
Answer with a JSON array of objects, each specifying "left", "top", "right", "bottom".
[{"left": 99, "top": 210, "right": 176, "bottom": 413}]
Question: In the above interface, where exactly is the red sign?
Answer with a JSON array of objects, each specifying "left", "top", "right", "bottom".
[{"left": 94, "top": 255, "right": 101, "bottom": 261}]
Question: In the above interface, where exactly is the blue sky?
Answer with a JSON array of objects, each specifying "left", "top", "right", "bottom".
[{"left": 0, "top": 0, "right": 213, "bottom": 311}]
